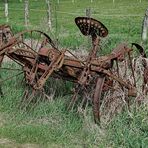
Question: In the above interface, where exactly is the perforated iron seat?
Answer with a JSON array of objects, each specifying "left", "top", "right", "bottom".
[{"left": 75, "top": 17, "right": 108, "bottom": 37}]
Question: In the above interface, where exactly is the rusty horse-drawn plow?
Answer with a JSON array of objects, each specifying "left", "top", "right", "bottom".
[{"left": 0, "top": 17, "right": 147, "bottom": 124}]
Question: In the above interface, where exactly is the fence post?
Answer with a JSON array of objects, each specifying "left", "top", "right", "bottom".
[
  {"left": 4, "top": 0, "right": 9, "bottom": 22},
  {"left": 141, "top": 9, "right": 148, "bottom": 43},
  {"left": 45, "top": 0, "right": 52, "bottom": 30},
  {"left": 24, "top": 0, "right": 29, "bottom": 26},
  {"left": 86, "top": 8, "right": 91, "bottom": 17}
]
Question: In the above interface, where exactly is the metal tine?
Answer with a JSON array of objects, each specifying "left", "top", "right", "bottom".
[
  {"left": 19, "top": 88, "right": 29, "bottom": 109},
  {"left": 28, "top": 88, "right": 50, "bottom": 112},
  {"left": 68, "top": 91, "right": 78, "bottom": 111},
  {"left": 68, "top": 85, "right": 81, "bottom": 111},
  {"left": 79, "top": 90, "right": 89, "bottom": 111},
  {"left": 29, "top": 90, "right": 43, "bottom": 112},
  {"left": 21, "top": 88, "right": 36, "bottom": 111},
  {"left": 19, "top": 84, "right": 34, "bottom": 109}
]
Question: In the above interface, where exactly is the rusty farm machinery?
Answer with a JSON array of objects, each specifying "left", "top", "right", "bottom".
[{"left": 0, "top": 17, "right": 147, "bottom": 124}]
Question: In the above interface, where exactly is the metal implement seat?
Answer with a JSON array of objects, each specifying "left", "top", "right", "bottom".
[{"left": 75, "top": 17, "right": 108, "bottom": 37}]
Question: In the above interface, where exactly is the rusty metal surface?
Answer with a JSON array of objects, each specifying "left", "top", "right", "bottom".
[{"left": 0, "top": 17, "right": 147, "bottom": 123}]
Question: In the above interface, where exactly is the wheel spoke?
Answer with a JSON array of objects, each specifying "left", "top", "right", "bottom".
[
  {"left": 0, "top": 67, "right": 21, "bottom": 71},
  {"left": 0, "top": 72, "right": 23, "bottom": 84},
  {"left": 35, "top": 32, "right": 42, "bottom": 50}
]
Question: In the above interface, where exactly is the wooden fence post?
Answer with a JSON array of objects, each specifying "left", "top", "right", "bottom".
[
  {"left": 45, "top": 0, "right": 52, "bottom": 30},
  {"left": 4, "top": 0, "right": 9, "bottom": 22},
  {"left": 24, "top": 0, "right": 29, "bottom": 26},
  {"left": 86, "top": 8, "right": 91, "bottom": 17},
  {"left": 141, "top": 9, "right": 148, "bottom": 43}
]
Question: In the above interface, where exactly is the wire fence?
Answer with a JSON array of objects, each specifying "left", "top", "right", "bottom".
[
  {"left": 0, "top": 0, "right": 147, "bottom": 26},
  {"left": 0, "top": 0, "right": 147, "bottom": 50},
  {"left": 0, "top": 7, "right": 145, "bottom": 17}
]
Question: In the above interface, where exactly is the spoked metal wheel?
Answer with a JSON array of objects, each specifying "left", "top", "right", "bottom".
[{"left": 0, "top": 30, "right": 57, "bottom": 111}]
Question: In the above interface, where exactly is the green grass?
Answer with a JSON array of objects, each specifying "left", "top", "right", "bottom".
[
  {"left": 0, "top": 0, "right": 148, "bottom": 147},
  {"left": 107, "top": 105, "right": 148, "bottom": 148},
  {"left": 0, "top": 63, "right": 105, "bottom": 147},
  {"left": 0, "top": 100, "right": 83, "bottom": 147}
]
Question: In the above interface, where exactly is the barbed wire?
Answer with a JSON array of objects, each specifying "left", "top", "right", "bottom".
[{"left": 0, "top": 9, "right": 144, "bottom": 18}]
